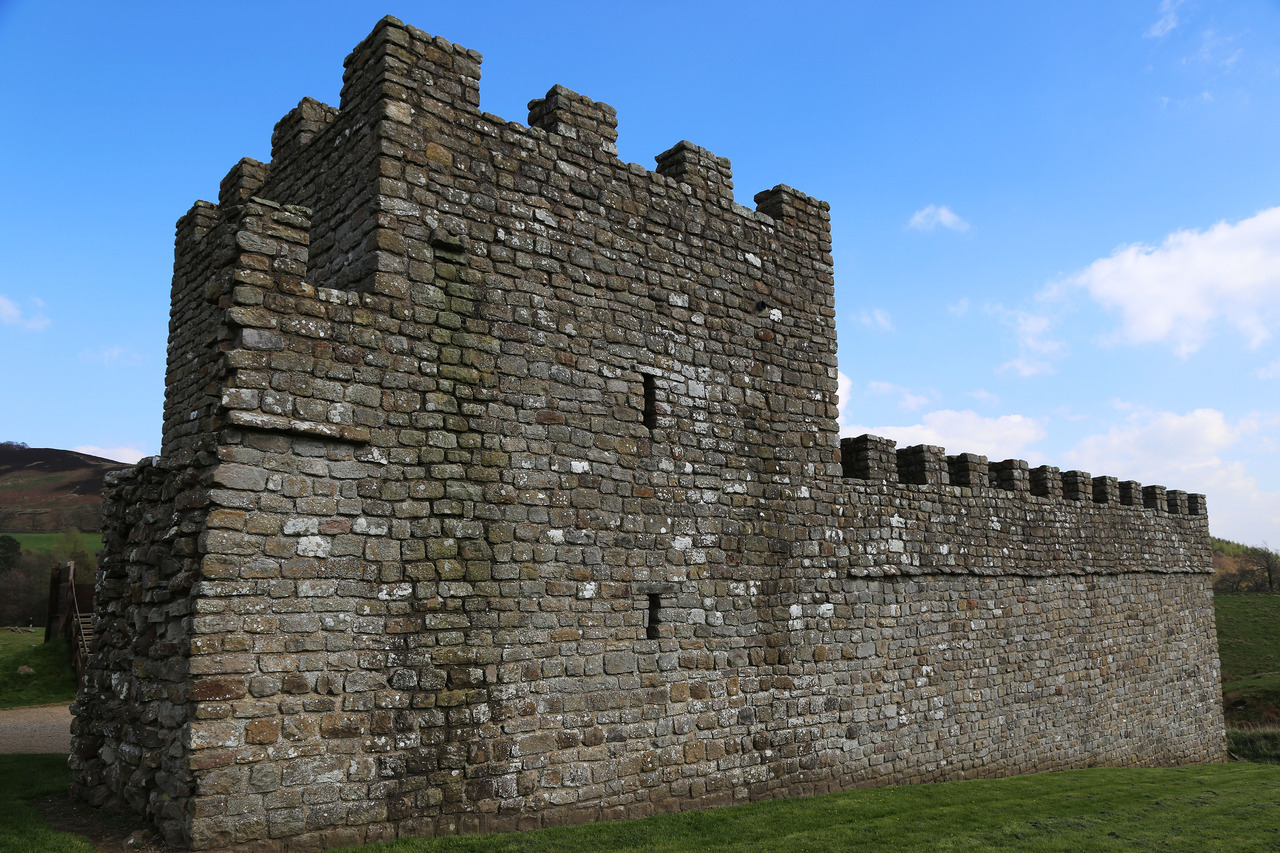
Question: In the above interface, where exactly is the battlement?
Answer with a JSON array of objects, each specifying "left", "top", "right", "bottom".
[
  {"left": 76, "top": 18, "right": 1223, "bottom": 853},
  {"left": 173, "top": 15, "right": 831, "bottom": 307},
  {"left": 838, "top": 433, "right": 1205, "bottom": 515}
]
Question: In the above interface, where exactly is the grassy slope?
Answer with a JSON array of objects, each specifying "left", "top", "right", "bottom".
[
  {"left": 1228, "top": 728, "right": 1280, "bottom": 764},
  {"left": 0, "top": 637, "right": 78, "bottom": 710},
  {"left": 1215, "top": 594, "right": 1280, "bottom": 723},
  {"left": 0, "top": 531, "right": 103, "bottom": 559},
  {"left": 0, "top": 446, "right": 124, "bottom": 535},
  {"left": 0, "top": 629, "right": 44, "bottom": 658},
  {"left": 0, "top": 755, "right": 95, "bottom": 853}
]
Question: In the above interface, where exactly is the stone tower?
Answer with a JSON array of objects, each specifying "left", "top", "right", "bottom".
[{"left": 71, "top": 17, "right": 1225, "bottom": 852}]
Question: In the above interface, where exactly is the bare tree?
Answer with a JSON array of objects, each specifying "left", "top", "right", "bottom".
[
  {"left": 1239, "top": 544, "right": 1280, "bottom": 593},
  {"left": 1212, "top": 543, "right": 1280, "bottom": 594}
]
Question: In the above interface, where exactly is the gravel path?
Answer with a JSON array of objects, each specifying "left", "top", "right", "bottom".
[{"left": 0, "top": 703, "right": 73, "bottom": 754}]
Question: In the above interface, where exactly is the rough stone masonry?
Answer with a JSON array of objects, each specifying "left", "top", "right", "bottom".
[{"left": 70, "top": 16, "right": 1226, "bottom": 852}]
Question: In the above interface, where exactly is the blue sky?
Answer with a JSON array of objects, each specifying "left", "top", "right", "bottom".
[{"left": 2, "top": 1, "right": 1279, "bottom": 545}]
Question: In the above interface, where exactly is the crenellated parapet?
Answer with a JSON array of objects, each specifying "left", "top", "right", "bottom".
[
  {"left": 655, "top": 140, "right": 735, "bottom": 207},
  {"left": 824, "top": 432, "right": 1210, "bottom": 579},
  {"left": 838, "top": 432, "right": 1206, "bottom": 518},
  {"left": 527, "top": 84, "right": 619, "bottom": 157},
  {"left": 160, "top": 14, "right": 841, "bottom": 477}
]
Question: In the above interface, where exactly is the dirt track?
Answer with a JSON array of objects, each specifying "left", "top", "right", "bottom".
[{"left": 0, "top": 702, "right": 72, "bottom": 754}]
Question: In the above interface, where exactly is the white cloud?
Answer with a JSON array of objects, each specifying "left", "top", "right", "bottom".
[
  {"left": 968, "top": 388, "right": 999, "bottom": 405},
  {"left": 867, "top": 380, "right": 932, "bottom": 412},
  {"left": 1049, "top": 405, "right": 1091, "bottom": 423},
  {"left": 1001, "top": 357, "right": 1054, "bottom": 378},
  {"left": 844, "top": 409, "right": 1046, "bottom": 461},
  {"left": 1257, "top": 358, "right": 1280, "bottom": 380},
  {"left": 994, "top": 308, "right": 1065, "bottom": 376},
  {"left": 1061, "top": 408, "right": 1280, "bottom": 545},
  {"left": 1194, "top": 29, "right": 1242, "bottom": 68},
  {"left": 0, "top": 296, "right": 19, "bottom": 324},
  {"left": 948, "top": 298, "right": 970, "bottom": 317},
  {"left": 1158, "top": 91, "right": 1215, "bottom": 111},
  {"left": 1061, "top": 206, "right": 1280, "bottom": 356},
  {"left": 80, "top": 346, "right": 145, "bottom": 367},
  {"left": 0, "top": 294, "right": 49, "bottom": 331},
  {"left": 1146, "top": 0, "right": 1183, "bottom": 38},
  {"left": 836, "top": 370, "right": 855, "bottom": 435},
  {"left": 1064, "top": 408, "right": 1238, "bottom": 473},
  {"left": 73, "top": 445, "right": 147, "bottom": 464},
  {"left": 856, "top": 308, "right": 894, "bottom": 331},
  {"left": 908, "top": 204, "right": 970, "bottom": 233}
]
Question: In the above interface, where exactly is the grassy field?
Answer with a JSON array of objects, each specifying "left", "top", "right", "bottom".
[
  {"left": 0, "top": 530, "right": 103, "bottom": 560},
  {"left": 0, "top": 627, "right": 44, "bottom": 658},
  {"left": 1216, "top": 594, "right": 1280, "bottom": 678},
  {"left": 1228, "top": 725, "right": 1280, "bottom": 764},
  {"left": 1215, "top": 594, "right": 1280, "bottom": 723},
  {"left": 331, "top": 764, "right": 1280, "bottom": 853},
  {"left": 0, "top": 637, "right": 78, "bottom": 710},
  {"left": 2, "top": 757, "right": 1279, "bottom": 853}
]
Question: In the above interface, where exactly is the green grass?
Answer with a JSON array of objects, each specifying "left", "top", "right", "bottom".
[
  {"left": 325, "top": 764, "right": 1280, "bottom": 853},
  {"left": 0, "top": 637, "right": 78, "bottom": 710},
  {"left": 0, "top": 629, "right": 43, "bottom": 659},
  {"left": 0, "top": 754, "right": 95, "bottom": 853},
  {"left": 1228, "top": 726, "right": 1280, "bottom": 764},
  {"left": 0, "top": 472, "right": 81, "bottom": 493},
  {"left": 1215, "top": 594, "right": 1280, "bottom": 680},
  {"left": 0, "top": 531, "right": 103, "bottom": 559},
  {"left": 1215, "top": 594, "right": 1280, "bottom": 723},
  {"left": 2, "top": 761, "right": 1279, "bottom": 853}
]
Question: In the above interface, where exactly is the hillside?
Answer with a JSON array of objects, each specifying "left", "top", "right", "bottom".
[{"left": 0, "top": 444, "right": 129, "bottom": 533}]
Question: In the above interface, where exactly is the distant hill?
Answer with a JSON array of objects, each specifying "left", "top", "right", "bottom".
[{"left": 0, "top": 444, "right": 130, "bottom": 533}]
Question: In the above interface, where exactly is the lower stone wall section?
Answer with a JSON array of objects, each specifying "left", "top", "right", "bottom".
[
  {"left": 70, "top": 460, "right": 201, "bottom": 847},
  {"left": 168, "top": 569, "right": 1221, "bottom": 850}
]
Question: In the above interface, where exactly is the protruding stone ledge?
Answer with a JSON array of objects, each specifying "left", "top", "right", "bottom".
[{"left": 225, "top": 410, "right": 369, "bottom": 444}]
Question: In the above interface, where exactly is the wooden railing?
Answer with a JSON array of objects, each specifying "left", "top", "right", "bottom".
[{"left": 44, "top": 561, "right": 94, "bottom": 682}]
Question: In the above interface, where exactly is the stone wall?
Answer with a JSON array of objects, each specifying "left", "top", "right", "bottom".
[
  {"left": 71, "top": 459, "right": 200, "bottom": 845},
  {"left": 73, "top": 16, "right": 1225, "bottom": 852}
]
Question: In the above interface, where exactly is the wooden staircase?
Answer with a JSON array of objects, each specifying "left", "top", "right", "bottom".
[
  {"left": 75, "top": 612, "right": 94, "bottom": 676},
  {"left": 44, "top": 560, "right": 95, "bottom": 683}
]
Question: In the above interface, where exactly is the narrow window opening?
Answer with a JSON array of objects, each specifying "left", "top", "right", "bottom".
[
  {"left": 645, "top": 593, "right": 662, "bottom": 639},
  {"left": 642, "top": 374, "right": 658, "bottom": 430}
]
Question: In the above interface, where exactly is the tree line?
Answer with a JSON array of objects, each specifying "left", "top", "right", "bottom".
[
  {"left": 0, "top": 533, "right": 95, "bottom": 626},
  {"left": 1213, "top": 537, "right": 1280, "bottom": 594}
]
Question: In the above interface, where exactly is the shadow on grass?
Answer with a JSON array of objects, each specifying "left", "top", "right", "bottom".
[{"left": 0, "top": 754, "right": 95, "bottom": 853}]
